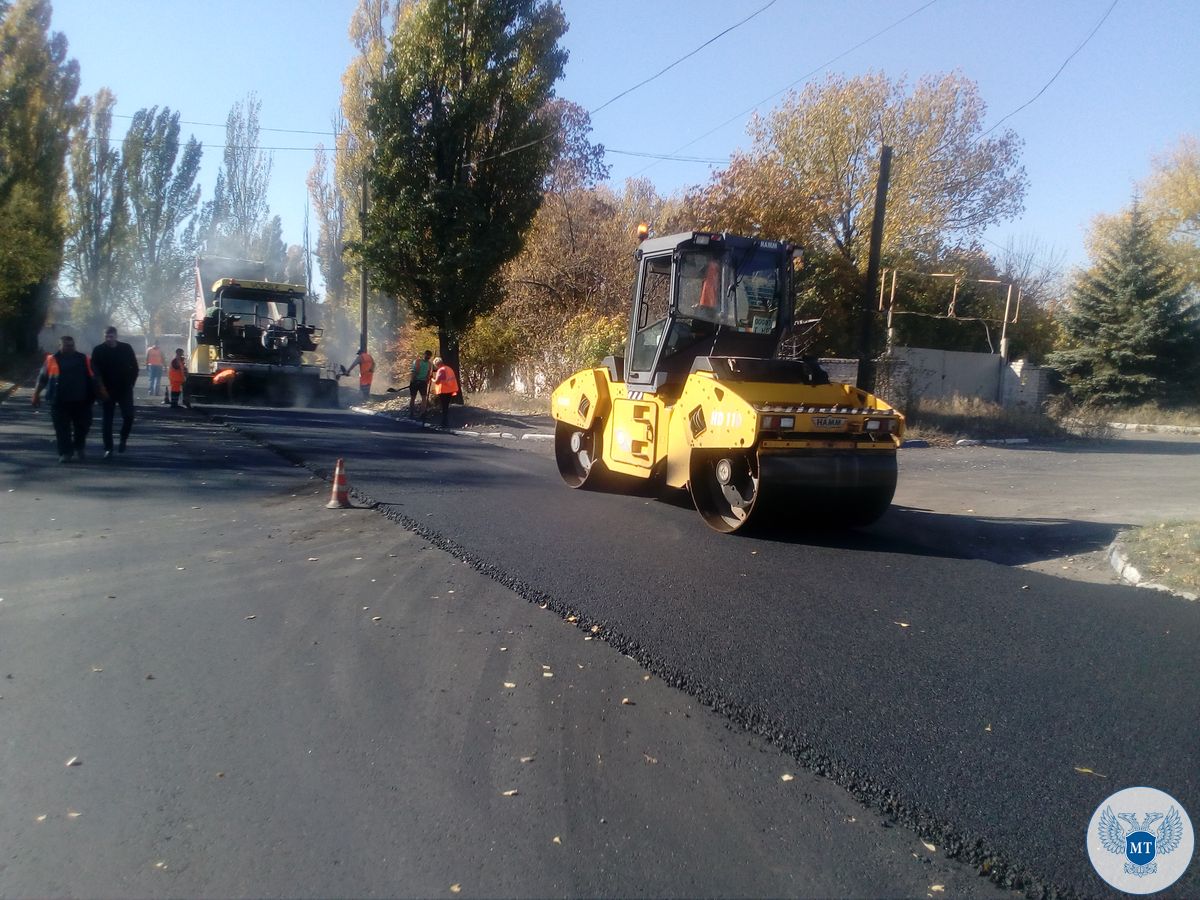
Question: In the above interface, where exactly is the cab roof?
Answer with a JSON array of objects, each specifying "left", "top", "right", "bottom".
[{"left": 211, "top": 277, "right": 305, "bottom": 296}]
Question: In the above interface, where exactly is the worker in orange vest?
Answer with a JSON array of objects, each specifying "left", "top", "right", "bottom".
[
  {"left": 430, "top": 356, "right": 459, "bottom": 426},
  {"left": 145, "top": 342, "right": 165, "bottom": 396},
  {"left": 167, "top": 348, "right": 187, "bottom": 408},
  {"left": 346, "top": 347, "right": 375, "bottom": 399},
  {"left": 31, "top": 335, "right": 107, "bottom": 462}
]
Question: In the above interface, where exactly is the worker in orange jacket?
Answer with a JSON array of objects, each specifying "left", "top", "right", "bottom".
[
  {"left": 167, "top": 348, "right": 187, "bottom": 408},
  {"left": 145, "top": 343, "right": 165, "bottom": 396},
  {"left": 430, "top": 356, "right": 459, "bottom": 426},
  {"left": 31, "top": 335, "right": 107, "bottom": 462},
  {"left": 346, "top": 347, "right": 375, "bottom": 399}
]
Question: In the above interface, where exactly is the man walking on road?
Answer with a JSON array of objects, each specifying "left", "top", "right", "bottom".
[
  {"left": 92, "top": 326, "right": 140, "bottom": 458},
  {"left": 31, "top": 335, "right": 107, "bottom": 463},
  {"left": 145, "top": 342, "right": 164, "bottom": 396}
]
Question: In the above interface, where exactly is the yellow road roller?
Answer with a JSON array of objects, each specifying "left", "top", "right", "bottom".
[{"left": 550, "top": 230, "right": 904, "bottom": 533}]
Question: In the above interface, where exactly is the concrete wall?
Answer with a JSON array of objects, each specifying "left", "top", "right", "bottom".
[{"left": 818, "top": 349, "right": 1053, "bottom": 412}]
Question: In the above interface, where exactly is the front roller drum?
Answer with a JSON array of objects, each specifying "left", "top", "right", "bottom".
[
  {"left": 689, "top": 450, "right": 761, "bottom": 533},
  {"left": 555, "top": 420, "right": 605, "bottom": 489},
  {"left": 689, "top": 449, "right": 899, "bottom": 533}
]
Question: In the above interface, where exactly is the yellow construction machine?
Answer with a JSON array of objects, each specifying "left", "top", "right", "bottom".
[{"left": 550, "top": 230, "right": 904, "bottom": 533}]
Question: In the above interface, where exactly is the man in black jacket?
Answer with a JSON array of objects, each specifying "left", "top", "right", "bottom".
[
  {"left": 91, "top": 326, "right": 140, "bottom": 458},
  {"left": 31, "top": 335, "right": 107, "bottom": 463}
]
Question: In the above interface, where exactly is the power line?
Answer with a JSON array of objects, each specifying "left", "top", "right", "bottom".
[
  {"left": 587, "top": 0, "right": 778, "bottom": 116},
  {"left": 630, "top": 0, "right": 941, "bottom": 178},
  {"left": 979, "top": 0, "right": 1119, "bottom": 139},
  {"left": 113, "top": 113, "right": 335, "bottom": 137}
]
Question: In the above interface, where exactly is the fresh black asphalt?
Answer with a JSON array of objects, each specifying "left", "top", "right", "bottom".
[{"left": 205, "top": 405, "right": 1200, "bottom": 898}]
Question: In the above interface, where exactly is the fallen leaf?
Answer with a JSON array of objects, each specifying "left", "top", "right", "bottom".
[
  {"left": 552, "top": 836, "right": 561, "bottom": 845},
  {"left": 566, "top": 615, "right": 577, "bottom": 622},
  {"left": 1074, "top": 766, "right": 1108, "bottom": 778},
  {"left": 245, "top": 615, "right": 256, "bottom": 620},
  {"left": 894, "top": 621, "right": 910, "bottom": 628},
  {"left": 501, "top": 789, "right": 519, "bottom": 797},
  {"left": 503, "top": 682, "right": 516, "bottom": 689},
  {"left": 35, "top": 814, "right": 47, "bottom": 822},
  {"left": 520, "top": 756, "right": 535, "bottom": 763},
  {"left": 372, "top": 616, "right": 382, "bottom": 622},
  {"left": 307, "top": 557, "right": 319, "bottom": 562},
  {"left": 931, "top": 886, "right": 945, "bottom": 893},
  {"left": 642, "top": 675, "right": 650, "bottom": 681},
  {"left": 154, "top": 861, "right": 167, "bottom": 870},
  {"left": 65, "top": 757, "right": 80, "bottom": 767},
  {"left": 621, "top": 697, "right": 635, "bottom": 705},
  {"left": 985, "top": 723, "right": 992, "bottom": 732},
  {"left": 922, "top": 840, "right": 936, "bottom": 852},
  {"left": 450, "top": 885, "right": 461, "bottom": 894},
  {"left": 543, "top": 672, "right": 553, "bottom": 678},
  {"left": 91, "top": 667, "right": 103, "bottom": 673},
  {"left": 584, "top": 636, "right": 593, "bottom": 641},
  {"left": 781, "top": 773, "right": 794, "bottom": 782},
  {"left": 590, "top": 625, "right": 600, "bottom": 633},
  {"left": 499, "top": 647, "right": 507, "bottom": 652},
  {"left": 643, "top": 753, "right": 658, "bottom": 764},
  {"left": 67, "top": 810, "right": 81, "bottom": 819},
  {"left": 542, "top": 665, "right": 551, "bottom": 670}
]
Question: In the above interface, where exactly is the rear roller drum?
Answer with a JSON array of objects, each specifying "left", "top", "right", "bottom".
[
  {"left": 555, "top": 421, "right": 603, "bottom": 488},
  {"left": 689, "top": 450, "right": 760, "bottom": 533}
]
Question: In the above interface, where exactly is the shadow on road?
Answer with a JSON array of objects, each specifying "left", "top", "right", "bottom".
[{"left": 739, "top": 502, "right": 1124, "bottom": 568}]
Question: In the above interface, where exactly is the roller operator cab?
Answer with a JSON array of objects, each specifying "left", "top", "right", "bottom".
[
  {"left": 550, "top": 231, "right": 905, "bottom": 533},
  {"left": 185, "top": 256, "right": 339, "bottom": 408}
]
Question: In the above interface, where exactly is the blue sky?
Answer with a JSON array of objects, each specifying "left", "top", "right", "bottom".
[{"left": 49, "top": 0, "right": 1200, "bottom": 277}]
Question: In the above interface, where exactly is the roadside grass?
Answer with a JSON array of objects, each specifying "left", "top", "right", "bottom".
[
  {"left": 1101, "top": 403, "right": 1200, "bottom": 427},
  {"left": 1119, "top": 521, "right": 1200, "bottom": 596},
  {"left": 904, "top": 396, "right": 1070, "bottom": 445},
  {"left": 464, "top": 389, "right": 548, "bottom": 416}
]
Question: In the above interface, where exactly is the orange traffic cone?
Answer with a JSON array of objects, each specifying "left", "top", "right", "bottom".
[{"left": 326, "top": 458, "right": 352, "bottom": 509}]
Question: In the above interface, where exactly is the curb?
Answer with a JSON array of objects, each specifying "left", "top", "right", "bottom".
[{"left": 1107, "top": 539, "right": 1198, "bottom": 601}]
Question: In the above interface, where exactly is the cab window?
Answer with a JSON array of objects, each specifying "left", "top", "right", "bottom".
[{"left": 630, "top": 254, "right": 671, "bottom": 372}]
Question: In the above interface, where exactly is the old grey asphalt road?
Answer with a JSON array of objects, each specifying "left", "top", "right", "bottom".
[
  {"left": 195, "top": 403, "right": 1200, "bottom": 898},
  {"left": 0, "top": 393, "right": 1004, "bottom": 899}
]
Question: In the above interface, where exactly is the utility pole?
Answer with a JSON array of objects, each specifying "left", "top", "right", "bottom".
[
  {"left": 358, "top": 168, "right": 369, "bottom": 353},
  {"left": 857, "top": 145, "right": 892, "bottom": 392}
]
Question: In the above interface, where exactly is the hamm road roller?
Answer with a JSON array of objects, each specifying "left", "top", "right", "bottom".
[{"left": 550, "top": 230, "right": 904, "bottom": 533}]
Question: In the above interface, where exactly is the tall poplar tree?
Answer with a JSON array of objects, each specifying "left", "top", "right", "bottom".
[
  {"left": 1050, "top": 203, "right": 1200, "bottom": 406},
  {"left": 121, "top": 106, "right": 203, "bottom": 337},
  {"left": 64, "top": 87, "right": 127, "bottom": 343},
  {"left": 0, "top": 0, "right": 79, "bottom": 353},
  {"left": 201, "top": 93, "right": 273, "bottom": 258},
  {"left": 361, "top": 0, "right": 568, "bottom": 372}
]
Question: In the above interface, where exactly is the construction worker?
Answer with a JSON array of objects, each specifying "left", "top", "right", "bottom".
[
  {"left": 430, "top": 356, "right": 459, "bottom": 426},
  {"left": 345, "top": 347, "right": 375, "bottom": 399},
  {"left": 168, "top": 348, "right": 187, "bottom": 408},
  {"left": 409, "top": 349, "right": 433, "bottom": 417},
  {"left": 145, "top": 342, "right": 164, "bottom": 396},
  {"left": 31, "top": 335, "right": 108, "bottom": 463}
]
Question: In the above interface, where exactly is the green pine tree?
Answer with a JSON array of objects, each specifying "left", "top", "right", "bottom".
[{"left": 1050, "top": 203, "right": 1200, "bottom": 407}]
